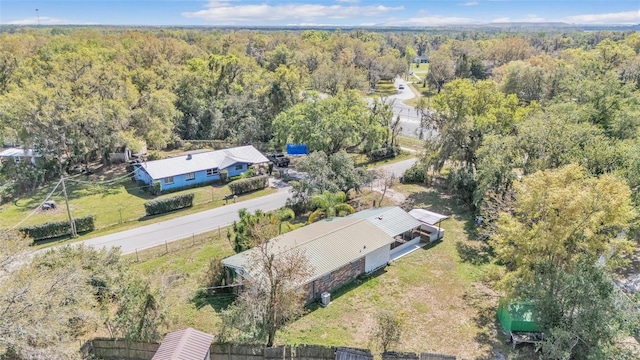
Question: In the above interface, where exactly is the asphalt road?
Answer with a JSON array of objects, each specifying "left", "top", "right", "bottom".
[
  {"left": 78, "top": 189, "right": 291, "bottom": 254},
  {"left": 369, "top": 77, "right": 436, "bottom": 140},
  {"left": 69, "top": 158, "right": 418, "bottom": 255}
]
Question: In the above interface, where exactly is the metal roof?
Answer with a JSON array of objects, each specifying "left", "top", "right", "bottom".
[
  {"left": 222, "top": 217, "right": 394, "bottom": 284},
  {"left": 152, "top": 327, "right": 214, "bottom": 360},
  {"left": 408, "top": 209, "right": 449, "bottom": 225},
  {"left": 349, "top": 206, "right": 422, "bottom": 237},
  {"left": 0, "top": 148, "right": 39, "bottom": 157},
  {"left": 138, "top": 145, "right": 269, "bottom": 180}
]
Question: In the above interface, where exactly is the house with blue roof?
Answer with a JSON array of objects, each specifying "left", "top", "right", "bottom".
[{"left": 134, "top": 145, "right": 269, "bottom": 192}]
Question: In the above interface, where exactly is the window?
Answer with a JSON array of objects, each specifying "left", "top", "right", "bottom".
[
  {"left": 323, "top": 274, "right": 331, "bottom": 283},
  {"left": 186, "top": 172, "right": 195, "bottom": 181},
  {"left": 163, "top": 177, "right": 174, "bottom": 185},
  {"left": 206, "top": 168, "right": 219, "bottom": 176},
  {"left": 235, "top": 164, "right": 244, "bottom": 170}
]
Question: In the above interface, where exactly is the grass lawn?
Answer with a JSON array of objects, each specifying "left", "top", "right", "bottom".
[
  {"left": 131, "top": 183, "right": 523, "bottom": 359},
  {"left": 397, "top": 136, "right": 425, "bottom": 153},
  {"left": 279, "top": 184, "right": 516, "bottom": 359},
  {"left": 371, "top": 80, "right": 398, "bottom": 97},
  {"left": 0, "top": 165, "right": 276, "bottom": 246}
]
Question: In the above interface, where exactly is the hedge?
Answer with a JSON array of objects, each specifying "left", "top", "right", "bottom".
[
  {"left": 402, "top": 163, "right": 426, "bottom": 183},
  {"left": 228, "top": 175, "right": 268, "bottom": 195},
  {"left": 144, "top": 193, "right": 194, "bottom": 216},
  {"left": 20, "top": 215, "right": 96, "bottom": 242}
]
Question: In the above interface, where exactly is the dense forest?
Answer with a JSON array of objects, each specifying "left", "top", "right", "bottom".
[{"left": 1, "top": 26, "right": 640, "bottom": 358}]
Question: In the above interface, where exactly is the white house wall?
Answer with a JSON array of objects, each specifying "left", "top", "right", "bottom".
[{"left": 365, "top": 245, "right": 390, "bottom": 273}]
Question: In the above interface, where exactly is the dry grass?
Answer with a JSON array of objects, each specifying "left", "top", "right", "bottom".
[
  {"left": 131, "top": 184, "right": 528, "bottom": 359},
  {"left": 279, "top": 184, "right": 519, "bottom": 359}
]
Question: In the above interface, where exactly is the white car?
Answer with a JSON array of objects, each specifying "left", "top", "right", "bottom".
[{"left": 398, "top": 84, "right": 405, "bottom": 90}]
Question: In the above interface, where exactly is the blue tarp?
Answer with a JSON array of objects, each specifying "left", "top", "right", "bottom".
[{"left": 286, "top": 144, "right": 309, "bottom": 156}]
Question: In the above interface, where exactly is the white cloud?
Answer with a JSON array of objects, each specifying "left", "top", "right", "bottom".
[
  {"left": 394, "top": 15, "right": 476, "bottom": 26},
  {"left": 336, "top": 0, "right": 360, "bottom": 3},
  {"left": 491, "top": 17, "right": 511, "bottom": 23},
  {"left": 523, "top": 14, "right": 545, "bottom": 22},
  {"left": 460, "top": 1, "right": 479, "bottom": 6},
  {"left": 7, "top": 16, "right": 70, "bottom": 25},
  {"left": 183, "top": 1, "right": 403, "bottom": 23},
  {"left": 565, "top": 10, "right": 640, "bottom": 24}
]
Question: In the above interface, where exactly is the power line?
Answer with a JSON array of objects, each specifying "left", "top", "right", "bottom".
[
  {"left": 65, "top": 169, "right": 137, "bottom": 185},
  {"left": 11, "top": 179, "right": 63, "bottom": 229}
]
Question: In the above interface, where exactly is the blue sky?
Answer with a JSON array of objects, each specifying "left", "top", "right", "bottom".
[{"left": 1, "top": 1, "right": 638, "bottom": 26}]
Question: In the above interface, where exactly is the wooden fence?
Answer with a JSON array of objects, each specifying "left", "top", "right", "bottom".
[{"left": 82, "top": 340, "right": 455, "bottom": 360}]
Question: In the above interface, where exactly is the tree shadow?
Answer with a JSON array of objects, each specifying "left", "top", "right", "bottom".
[
  {"left": 403, "top": 184, "right": 479, "bottom": 240},
  {"left": 191, "top": 288, "right": 236, "bottom": 312}
]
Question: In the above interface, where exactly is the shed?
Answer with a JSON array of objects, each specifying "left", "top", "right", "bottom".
[
  {"left": 497, "top": 300, "right": 541, "bottom": 334},
  {"left": 151, "top": 327, "right": 214, "bottom": 360}
]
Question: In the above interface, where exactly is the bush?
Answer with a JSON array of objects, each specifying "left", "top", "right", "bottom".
[
  {"left": 219, "top": 170, "right": 229, "bottom": 183},
  {"left": 150, "top": 180, "right": 161, "bottom": 195},
  {"left": 367, "top": 146, "right": 398, "bottom": 162},
  {"left": 20, "top": 215, "right": 96, "bottom": 242},
  {"left": 147, "top": 152, "right": 163, "bottom": 161},
  {"left": 144, "top": 193, "right": 194, "bottom": 216},
  {"left": 228, "top": 175, "right": 268, "bottom": 195},
  {"left": 402, "top": 163, "right": 426, "bottom": 183}
]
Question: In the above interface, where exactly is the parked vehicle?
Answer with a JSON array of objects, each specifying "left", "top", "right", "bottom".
[
  {"left": 267, "top": 153, "right": 290, "bottom": 167},
  {"left": 398, "top": 84, "right": 405, "bottom": 90}
]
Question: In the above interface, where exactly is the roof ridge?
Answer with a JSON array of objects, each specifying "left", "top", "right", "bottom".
[
  {"left": 171, "top": 327, "right": 192, "bottom": 358},
  {"left": 270, "top": 218, "right": 367, "bottom": 253}
]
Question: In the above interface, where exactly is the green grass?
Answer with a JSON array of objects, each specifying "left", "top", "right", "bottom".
[
  {"left": 397, "top": 136, "right": 425, "bottom": 153},
  {"left": 0, "top": 166, "right": 276, "bottom": 247},
  {"left": 131, "top": 183, "right": 523, "bottom": 358},
  {"left": 278, "top": 184, "right": 519, "bottom": 358},
  {"left": 370, "top": 80, "right": 398, "bottom": 97}
]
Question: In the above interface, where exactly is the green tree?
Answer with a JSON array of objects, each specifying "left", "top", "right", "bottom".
[
  {"left": 273, "top": 91, "right": 386, "bottom": 154},
  {"left": 489, "top": 165, "right": 637, "bottom": 358},
  {"left": 308, "top": 191, "right": 355, "bottom": 223},
  {"left": 219, "top": 222, "right": 313, "bottom": 347}
]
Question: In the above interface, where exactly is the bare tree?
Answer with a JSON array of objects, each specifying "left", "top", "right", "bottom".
[
  {"left": 219, "top": 221, "right": 313, "bottom": 347},
  {"left": 375, "top": 167, "right": 396, "bottom": 205},
  {"left": 371, "top": 310, "right": 404, "bottom": 353}
]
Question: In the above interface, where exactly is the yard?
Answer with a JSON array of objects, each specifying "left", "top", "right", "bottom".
[
  {"left": 0, "top": 164, "right": 275, "bottom": 243},
  {"left": 130, "top": 184, "right": 524, "bottom": 359}
]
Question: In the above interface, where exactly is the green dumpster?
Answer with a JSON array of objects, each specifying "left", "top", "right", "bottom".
[{"left": 497, "top": 299, "right": 541, "bottom": 334}]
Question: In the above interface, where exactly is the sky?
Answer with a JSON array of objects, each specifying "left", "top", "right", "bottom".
[{"left": 0, "top": 0, "right": 638, "bottom": 27}]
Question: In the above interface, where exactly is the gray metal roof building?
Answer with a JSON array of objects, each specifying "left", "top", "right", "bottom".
[
  {"left": 139, "top": 145, "right": 269, "bottom": 180},
  {"left": 349, "top": 206, "right": 422, "bottom": 237},
  {"left": 222, "top": 217, "right": 395, "bottom": 284},
  {"left": 152, "top": 327, "right": 214, "bottom": 360}
]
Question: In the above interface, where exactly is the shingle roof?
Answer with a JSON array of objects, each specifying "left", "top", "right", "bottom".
[
  {"left": 139, "top": 145, "right": 269, "bottom": 180},
  {"left": 408, "top": 209, "right": 449, "bottom": 225},
  {"left": 222, "top": 217, "right": 394, "bottom": 284},
  {"left": 348, "top": 206, "right": 422, "bottom": 237},
  {"left": 152, "top": 327, "right": 214, "bottom": 360}
]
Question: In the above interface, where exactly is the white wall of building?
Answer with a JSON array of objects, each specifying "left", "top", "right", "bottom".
[{"left": 365, "top": 245, "right": 391, "bottom": 273}]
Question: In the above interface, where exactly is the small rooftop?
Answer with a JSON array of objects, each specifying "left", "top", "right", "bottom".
[
  {"left": 409, "top": 209, "right": 449, "bottom": 226},
  {"left": 0, "top": 147, "right": 39, "bottom": 158},
  {"left": 152, "top": 327, "right": 214, "bottom": 360},
  {"left": 349, "top": 206, "right": 422, "bottom": 237}
]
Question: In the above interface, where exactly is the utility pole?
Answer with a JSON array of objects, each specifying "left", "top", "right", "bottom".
[
  {"left": 61, "top": 175, "right": 77, "bottom": 238},
  {"left": 35, "top": 9, "right": 40, "bottom": 26}
]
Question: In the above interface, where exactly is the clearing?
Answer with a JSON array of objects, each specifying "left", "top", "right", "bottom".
[{"left": 131, "top": 184, "right": 523, "bottom": 359}]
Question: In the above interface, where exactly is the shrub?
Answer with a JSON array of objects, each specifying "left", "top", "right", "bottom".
[
  {"left": 19, "top": 215, "right": 96, "bottom": 242},
  {"left": 150, "top": 180, "right": 161, "bottom": 195},
  {"left": 402, "top": 163, "right": 426, "bottom": 183},
  {"left": 367, "top": 146, "right": 398, "bottom": 162},
  {"left": 144, "top": 193, "right": 194, "bottom": 216},
  {"left": 147, "top": 152, "right": 163, "bottom": 161},
  {"left": 228, "top": 175, "right": 268, "bottom": 195},
  {"left": 219, "top": 170, "right": 229, "bottom": 183}
]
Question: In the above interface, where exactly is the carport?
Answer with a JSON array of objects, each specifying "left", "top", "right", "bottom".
[{"left": 408, "top": 209, "right": 449, "bottom": 242}]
